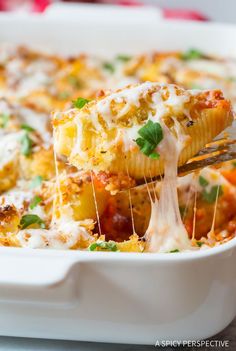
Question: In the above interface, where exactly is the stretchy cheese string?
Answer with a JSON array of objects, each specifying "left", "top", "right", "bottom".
[
  {"left": 144, "top": 175, "right": 153, "bottom": 204},
  {"left": 209, "top": 184, "right": 221, "bottom": 239},
  {"left": 183, "top": 185, "right": 193, "bottom": 222},
  {"left": 90, "top": 171, "right": 102, "bottom": 237},
  {"left": 125, "top": 159, "right": 136, "bottom": 235},
  {"left": 148, "top": 170, "right": 158, "bottom": 202},
  {"left": 191, "top": 188, "right": 197, "bottom": 240}
]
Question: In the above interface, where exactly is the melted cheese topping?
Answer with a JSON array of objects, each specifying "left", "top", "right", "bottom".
[
  {"left": 69, "top": 82, "right": 193, "bottom": 162},
  {"left": 0, "top": 189, "right": 32, "bottom": 210},
  {"left": 0, "top": 131, "right": 22, "bottom": 168},
  {"left": 145, "top": 123, "right": 190, "bottom": 252},
  {"left": 17, "top": 218, "right": 92, "bottom": 249},
  {"left": 0, "top": 45, "right": 235, "bottom": 252},
  {"left": 55, "top": 81, "right": 234, "bottom": 252}
]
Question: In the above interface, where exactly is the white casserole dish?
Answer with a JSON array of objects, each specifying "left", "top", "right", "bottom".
[{"left": 0, "top": 6, "right": 236, "bottom": 344}]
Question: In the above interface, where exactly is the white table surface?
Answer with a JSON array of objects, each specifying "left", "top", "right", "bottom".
[{"left": 0, "top": 317, "right": 235, "bottom": 351}]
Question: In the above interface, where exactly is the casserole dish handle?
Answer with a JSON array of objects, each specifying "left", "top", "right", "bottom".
[{"left": 0, "top": 253, "right": 78, "bottom": 305}]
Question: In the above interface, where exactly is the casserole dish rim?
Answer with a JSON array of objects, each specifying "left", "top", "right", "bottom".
[
  {"left": 0, "top": 13, "right": 236, "bottom": 259},
  {"left": 1, "top": 14, "right": 236, "bottom": 57},
  {"left": 0, "top": 14, "right": 235, "bottom": 344},
  {"left": 0, "top": 236, "right": 235, "bottom": 262}
]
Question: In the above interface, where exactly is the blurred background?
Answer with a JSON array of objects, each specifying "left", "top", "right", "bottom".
[{"left": 0, "top": 0, "right": 235, "bottom": 23}]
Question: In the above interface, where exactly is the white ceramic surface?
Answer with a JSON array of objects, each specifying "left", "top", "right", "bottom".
[{"left": 0, "top": 8, "right": 236, "bottom": 344}]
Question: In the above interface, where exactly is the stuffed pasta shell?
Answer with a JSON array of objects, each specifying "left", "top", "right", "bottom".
[{"left": 53, "top": 82, "right": 233, "bottom": 179}]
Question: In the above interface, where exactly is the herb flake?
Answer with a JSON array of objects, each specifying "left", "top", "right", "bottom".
[
  {"left": 72, "top": 97, "right": 90, "bottom": 109},
  {"left": 196, "top": 241, "right": 203, "bottom": 247},
  {"left": 116, "top": 54, "right": 131, "bottom": 62},
  {"left": 20, "top": 132, "right": 33, "bottom": 157},
  {"left": 0, "top": 113, "right": 9, "bottom": 128},
  {"left": 182, "top": 49, "right": 203, "bottom": 61},
  {"left": 67, "top": 75, "right": 83, "bottom": 89},
  {"left": 58, "top": 91, "right": 70, "bottom": 100},
  {"left": 21, "top": 124, "right": 35, "bottom": 132},
  {"left": 89, "top": 240, "right": 118, "bottom": 252},
  {"left": 202, "top": 185, "right": 223, "bottom": 204},
  {"left": 169, "top": 249, "right": 180, "bottom": 253},
  {"left": 103, "top": 62, "right": 115, "bottom": 73},
  {"left": 29, "top": 195, "right": 42, "bottom": 210},
  {"left": 199, "top": 175, "right": 209, "bottom": 187},
  {"left": 20, "top": 214, "right": 45, "bottom": 230},
  {"left": 135, "top": 120, "right": 163, "bottom": 159}
]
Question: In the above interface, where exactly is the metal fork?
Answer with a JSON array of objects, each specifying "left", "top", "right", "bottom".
[
  {"left": 177, "top": 138, "right": 236, "bottom": 175},
  {"left": 135, "top": 135, "right": 236, "bottom": 187}
]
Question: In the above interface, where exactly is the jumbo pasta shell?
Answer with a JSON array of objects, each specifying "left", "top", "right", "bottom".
[{"left": 53, "top": 83, "right": 234, "bottom": 179}]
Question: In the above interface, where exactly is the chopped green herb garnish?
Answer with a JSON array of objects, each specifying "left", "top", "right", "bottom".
[
  {"left": 20, "top": 214, "right": 45, "bottom": 230},
  {"left": 227, "top": 77, "right": 236, "bottom": 82},
  {"left": 0, "top": 113, "right": 9, "bottom": 128},
  {"left": 29, "top": 196, "right": 42, "bottom": 210},
  {"left": 135, "top": 120, "right": 163, "bottom": 159},
  {"left": 182, "top": 49, "right": 203, "bottom": 61},
  {"left": 30, "top": 175, "right": 43, "bottom": 189},
  {"left": 116, "top": 54, "right": 131, "bottom": 62},
  {"left": 72, "top": 97, "right": 90, "bottom": 109},
  {"left": 169, "top": 249, "right": 180, "bottom": 253},
  {"left": 191, "top": 84, "right": 203, "bottom": 90},
  {"left": 103, "top": 62, "right": 115, "bottom": 73},
  {"left": 58, "top": 91, "right": 70, "bottom": 100},
  {"left": 20, "top": 132, "right": 33, "bottom": 157},
  {"left": 89, "top": 240, "right": 118, "bottom": 252},
  {"left": 202, "top": 185, "right": 223, "bottom": 204},
  {"left": 67, "top": 75, "right": 83, "bottom": 89},
  {"left": 21, "top": 124, "right": 35, "bottom": 132},
  {"left": 136, "top": 138, "right": 160, "bottom": 159},
  {"left": 232, "top": 161, "right": 236, "bottom": 168},
  {"left": 199, "top": 175, "right": 209, "bottom": 187},
  {"left": 196, "top": 241, "right": 203, "bottom": 247}
]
